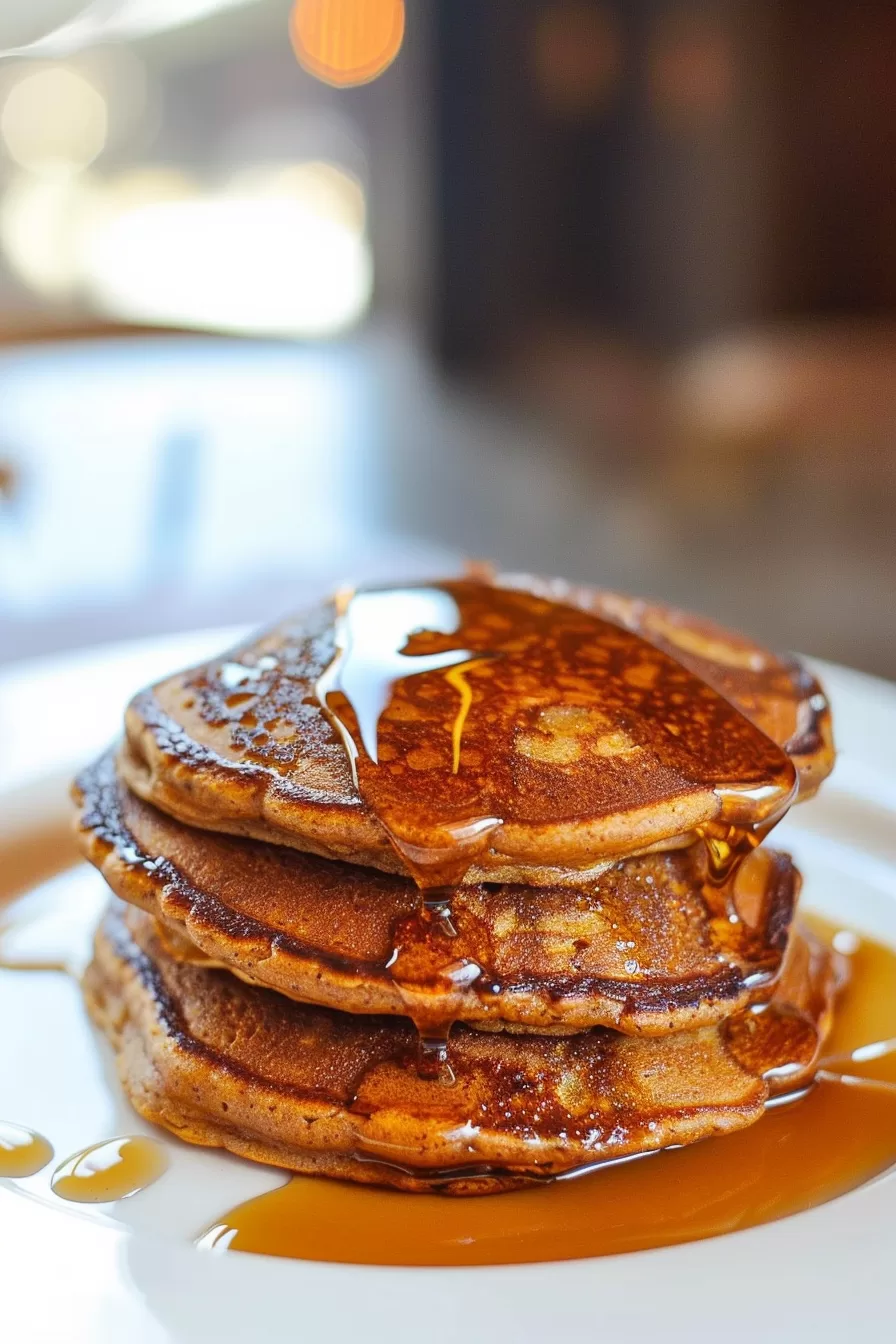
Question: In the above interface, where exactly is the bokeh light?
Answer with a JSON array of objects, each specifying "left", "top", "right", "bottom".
[
  {"left": 648, "top": 13, "right": 734, "bottom": 128},
  {"left": 0, "top": 65, "right": 107, "bottom": 177},
  {"left": 0, "top": 172, "right": 98, "bottom": 297},
  {"left": 290, "top": 0, "right": 405, "bottom": 88},
  {"left": 533, "top": 2, "right": 622, "bottom": 119},
  {"left": 80, "top": 163, "right": 372, "bottom": 336}
]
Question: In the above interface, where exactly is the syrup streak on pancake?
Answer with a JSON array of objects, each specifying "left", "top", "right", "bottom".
[
  {"left": 444, "top": 658, "right": 493, "bottom": 775},
  {"left": 314, "top": 585, "right": 501, "bottom": 1078},
  {"left": 311, "top": 579, "right": 799, "bottom": 1081}
]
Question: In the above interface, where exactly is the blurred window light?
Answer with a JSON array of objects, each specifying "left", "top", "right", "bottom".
[
  {"left": 228, "top": 161, "right": 366, "bottom": 233},
  {"left": 80, "top": 167, "right": 372, "bottom": 337},
  {"left": 291, "top": 0, "right": 405, "bottom": 88},
  {"left": 0, "top": 64, "right": 107, "bottom": 176},
  {"left": 533, "top": 3, "right": 622, "bottom": 120},
  {"left": 0, "top": 157, "right": 371, "bottom": 336},
  {"left": 0, "top": 172, "right": 98, "bottom": 297}
]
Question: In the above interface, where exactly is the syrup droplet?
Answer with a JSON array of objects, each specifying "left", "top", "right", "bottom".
[
  {"left": 50, "top": 1136, "right": 169, "bottom": 1204},
  {"left": 0, "top": 1121, "right": 54, "bottom": 1177}
]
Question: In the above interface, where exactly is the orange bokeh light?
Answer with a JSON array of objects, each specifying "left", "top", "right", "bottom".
[{"left": 290, "top": 0, "right": 405, "bottom": 88}]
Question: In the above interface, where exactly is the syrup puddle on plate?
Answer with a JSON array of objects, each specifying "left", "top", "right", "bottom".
[
  {"left": 50, "top": 1136, "right": 169, "bottom": 1204},
  {"left": 198, "top": 918, "right": 896, "bottom": 1267},
  {"left": 0, "top": 1122, "right": 54, "bottom": 1178}
]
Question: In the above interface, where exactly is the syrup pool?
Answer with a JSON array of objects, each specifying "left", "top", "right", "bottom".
[{"left": 199, "top": 919, "right": 896, "bottom": 1267}]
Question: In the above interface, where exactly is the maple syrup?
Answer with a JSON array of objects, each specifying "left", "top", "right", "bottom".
[
  {"left": 314, "top": 582, "right": 798, "bottom": 889},
  {"left": 197, "top": 1076, "right": 896, "bottom": 1266},
  {"left": 50, "top": 1136, "right": 169, "bottom": 1203},
  {"left": 0, "top": 1122, "right": 54, "bottom": 1178},
  {"left": 314, "top": 581, "right": 800, "bottom": 1075},
  {"left": 196, "top": 921, "right": 896, "bottom": 1266}
]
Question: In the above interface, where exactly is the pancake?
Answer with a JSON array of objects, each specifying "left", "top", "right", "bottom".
[
  {"left": 119, "top": 577, "right": 831, "bottom": 885},
  {"left": 502, "top": 575, "right": 834, "bottom": 801},
  {"left": 84, "top": 900, "right": 843, "bottom": 1195},
  {"left": 75, "top": 752, "right": 798, "bottom": 1035}
]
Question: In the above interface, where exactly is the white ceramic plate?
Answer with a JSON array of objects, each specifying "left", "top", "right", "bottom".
[{"left": 1, "top": 641, "right": 895, "bottom": 1344}]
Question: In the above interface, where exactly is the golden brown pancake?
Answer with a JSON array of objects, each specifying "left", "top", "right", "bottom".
[
  {"left": 75, "top": 752, "right": 798, "bottom": 1035},
  {"left": 119, "top": 577, "right": 831, "bottom": 884},
  {"left": 84, "top": 901, "right": 843, "bottom": 1195},
  {"left": 502, "top": 575, "right": 834, "bottom": 801}
]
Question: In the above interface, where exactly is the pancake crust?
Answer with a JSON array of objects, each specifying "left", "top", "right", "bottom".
[
  {"left": 119, "top": 578, "right": 831, "bottom": 882},
  {"left": 83, "top": 901, "right": 842, "bottom": 1195},
  {"left": 75, "top": 753, "right": 798, "bottom": 1034}
]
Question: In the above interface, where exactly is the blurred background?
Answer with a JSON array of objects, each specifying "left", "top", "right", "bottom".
[{"left": 0, "top": 0, "right": 894, "bottom": 676}]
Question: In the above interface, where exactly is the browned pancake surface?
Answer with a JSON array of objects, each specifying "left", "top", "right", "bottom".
[
  {"left": 505, "top": 576, "right": 834, "bottom": 800},
  {"left": 76, "top": 753, "right": 797, "bottom": 1034},
  {"left": 120, "top": 578, "right": 830, "bottom": 881},
  {"left": 84, "top": 901, "right": 842, "bottom": 1194}
]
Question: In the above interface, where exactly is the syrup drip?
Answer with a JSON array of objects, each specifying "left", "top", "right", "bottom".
[
  {"left": 0, "top": 1121, "right": 54, "bottom": 1178},
  {"left": 697, "top": 815, "right": 780, "bottom": 886},
  {"left": 315, "top": 585, "right": 502, "bottom": 1079},
  {"left": 196, "top": 922, "right": 896, "bottom": 1266},
  {"left": 387, "top": 891, "right": 482, "bottom": 1080},
  {"left": 315, "top": 581, "right": 798, "bottom": 1080},
  {"left": 50, "top": 1136, "right": 169, "bottom": 1204}
]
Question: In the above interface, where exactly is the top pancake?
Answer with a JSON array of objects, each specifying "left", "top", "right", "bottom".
[{"left": 120, "top": 576, "right": 832, "bottom": 885}]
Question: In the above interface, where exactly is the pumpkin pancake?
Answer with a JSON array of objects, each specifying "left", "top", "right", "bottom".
[
  {"left": 75, "top": 751, "right": 798, "bottom": 1035},
  {"left": 119, "top": 577, "right": 831, "bottom": 885},
  {"left": 501, "top": 575, "right": 834, "bottom": 801},
  {"left": 83, "top": 901, "right": 843, "bottom": 1195}
]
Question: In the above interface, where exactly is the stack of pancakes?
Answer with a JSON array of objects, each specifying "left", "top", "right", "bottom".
[{"left": 74, "top": 576, "right": 839, "bottom": 1194}]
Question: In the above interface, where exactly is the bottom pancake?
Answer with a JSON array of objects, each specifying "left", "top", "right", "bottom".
[{"left": 84, "top": 901, "right": 843, "bottom": 1195}]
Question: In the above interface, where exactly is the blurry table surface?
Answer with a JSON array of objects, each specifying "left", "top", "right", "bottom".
[{"left": 0, "top": 322, "right": 893, "bottom": 680}]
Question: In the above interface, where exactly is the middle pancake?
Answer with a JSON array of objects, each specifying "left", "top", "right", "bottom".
[{"left": 75, "top": 751, "right": 797, "bottom": 1035}]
